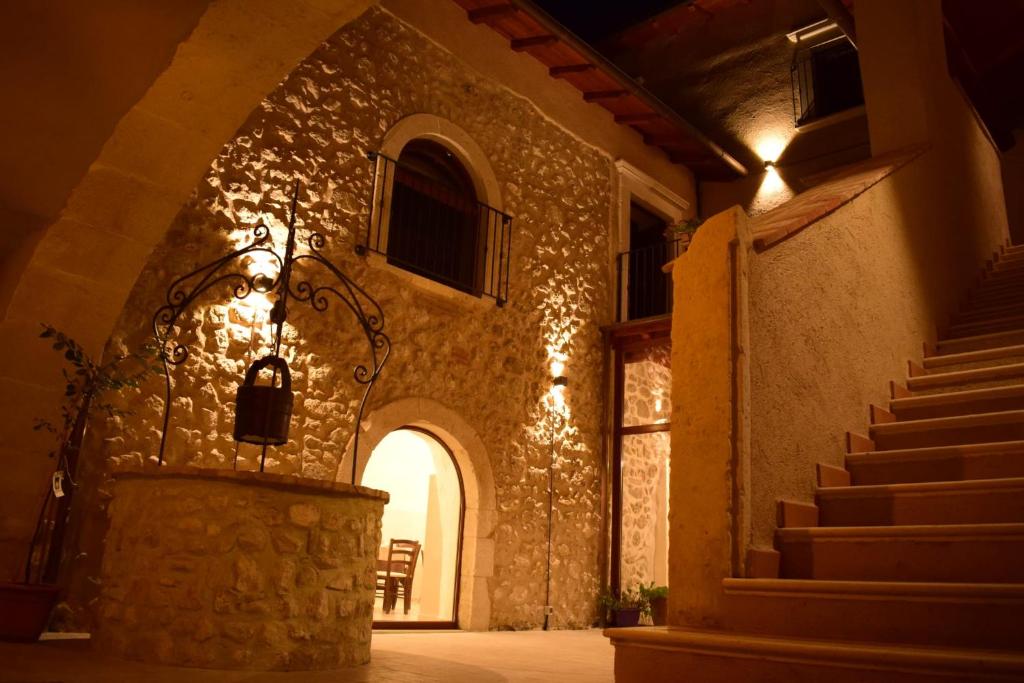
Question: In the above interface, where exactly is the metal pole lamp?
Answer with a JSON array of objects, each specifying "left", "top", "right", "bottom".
[{"left": 151, "top": 182, "right": 391, "bottom": 480}]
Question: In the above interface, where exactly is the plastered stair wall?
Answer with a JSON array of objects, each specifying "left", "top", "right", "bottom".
[{"left": 616, "top": 245, "right": 1024, "bottom": 682}]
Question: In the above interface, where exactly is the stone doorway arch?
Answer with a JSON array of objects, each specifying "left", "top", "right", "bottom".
[{"left": 338, "top": 397, "right": 495, "bottom": 631}]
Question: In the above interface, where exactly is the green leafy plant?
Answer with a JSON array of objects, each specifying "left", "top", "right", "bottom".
[
  {"left": 671, "top": 217, "right": 704, "bottom": 236},
  {"left": 598, "top": 586, "right": 647, "bottom": 612},
  {"left": 24, "top": 324, "right": 158, "bottom": 584},
  {"left": 638, "top": 582, "right": 669, "bottom": 618},
  {"left": 33, "top": 325, "right": 157, "bottom": 447}
]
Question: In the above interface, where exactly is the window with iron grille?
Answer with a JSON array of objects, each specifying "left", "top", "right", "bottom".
[
  {"left": 791, "top": 37, "right": 865, "bottom": 126},
  {"left": 360, "top": 141, "right": 512, "bottom": 305}
]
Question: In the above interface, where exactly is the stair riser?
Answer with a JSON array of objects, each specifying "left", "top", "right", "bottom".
[
  {"left": 907, "top": 368, "right": 1024, "bottom": 392},
  {"left": 947, "top": 319, "right": 1024, "bottom": 339},
  {"left": 953, "top": 304, "right": 1024, "bottom": 324},
  {"left": 817, "top": 489, "right": 1024, "bottom": 526},
  {"left": 892, "top": 394, "right": 1024, "bottom": 420},
  {"left": 966, "top": 290, "right": 1024, "bottom": 308},
  {"left": 922, "top": 356, "right": 1024, "bottom": 373},
  {"left": 720, "top": 590, "right": 1024, "bottom": 651},
  {"left": 936, "top": 331, "right": 1024, "bottom": 354},
  {"left": 777, "top": 535, "right": 1024, "bottom": 582},
  {"left": 613, "top": 639, "right": 1024, "bottom": 683},
  {"left": 848, "top": 452, "right": 1024, "bottom": 485},
  {"left": 871, "top": 422, "right": 1024, "bottom": 450}
]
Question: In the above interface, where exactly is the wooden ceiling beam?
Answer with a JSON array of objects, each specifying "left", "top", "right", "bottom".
[
  {"left": 467, "top": 4, "right": 518, "bottom": 24},
  {"left": 614, "top": 112, "right": 660, "bottom": 124},
  {"left": 549, "top": 63, "right": 596, "bottom": 78},
  {"left": 510, "top": 35, "right": 558, "bottom": 51},
  {"left": 583, "top": 89, "right": 630, "bottom": 102}
]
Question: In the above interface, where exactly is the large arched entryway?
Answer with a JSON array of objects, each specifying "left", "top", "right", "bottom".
[
  {"left": 362, "top": 427, "right": 464, "bottom": 627},
  {"left": 338, "top": 397, "right": 496, "bottom": 631}
]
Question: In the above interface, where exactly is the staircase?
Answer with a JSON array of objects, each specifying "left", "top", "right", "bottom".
[{"left": 610, "top": 245, "right": 1024, "bottom": 681}]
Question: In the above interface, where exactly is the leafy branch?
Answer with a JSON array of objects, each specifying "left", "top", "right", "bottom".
[{"left": 33, "top": 324, "right": 160, "bottom": 462}]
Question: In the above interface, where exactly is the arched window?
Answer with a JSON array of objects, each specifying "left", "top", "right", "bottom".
[
  {"left": 360, "top": 116, "right": 512, "bottom": 305},
  {"left": 386, "top": 139, "right": 482, "bottom": 294}
]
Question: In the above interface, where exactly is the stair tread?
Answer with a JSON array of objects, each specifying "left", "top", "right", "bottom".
[
  {"left": 816, "top": 476, "right": 1024, "bottom": 498},
  {"left": 937, "top": 328, "right": 1024, "bottom": 348},
  {"left": 924, "top": 343, "right": 1024, "bottom": 368},
  {"left": 950, "top": 313, "right": 1024, "bottom": 330},
  {"left": 777, "top": 522, "right": 1024, "bottom": 539},
  {"left": 907, "top": 361, "right": 1024, "bottom": 388},
  {"left": 869, "top": 408, "right": 1024, "bottom": 434},
  {"left": 723, "top": 577, "right": 1024, "bottom": 600},
  {"left": 891, "top": 383, "right": 1024, "bottom": 408},
  {"left": 605, "top": 624, "right": 1024, "bottom": 670},
  {"left": 846, "top": 440, "right": 1024, "bottom": 463}
]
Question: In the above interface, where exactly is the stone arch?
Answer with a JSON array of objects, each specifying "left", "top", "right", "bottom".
[
  {"left": 338, "top": 397, "right": 495, "bottom": 631},
  {"left": 0, "top": 0, "right": 377, "bottom": 579},
  {"left": 379, "top": 113, "right": 503, "bottom": 211}
]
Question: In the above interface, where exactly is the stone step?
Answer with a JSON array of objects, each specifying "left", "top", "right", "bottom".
[
  {"left": 935, "top": 329, "right": 1024, "bottom": 355},
  {"left": 869, "top": 409, "right": 1024, "bottom": 449},
  {"left": 776, "top": 523, "right": 1024, "bottom": 583},
  {"left": 990, "top": 258, "right": 1024, "bottom": 273},
  {"left": 890, "top": 384, "right": 1024, "bottom": 419},
  {"left": 906, "top": 362, "right": 1024, "bottom": 393},
  {"left": 846, "top": 441, "right": 1024, "bottom": 485},
  {"left": 954, "top": 300, "right": 1024, "bottom": 324},
  {"left": 968, "top": 280, "right": 1024, "bottom": 302},
  {"left": 816, "top": 477, "right": 1024, "bottom": 526},
  {"left": 978, "top": 268, "right": 1024, "bottom": 286},
  {"left": 718, "top": 578, "right": 1024, "bottom": 651},
  {"left": 607, "top": 623, "right": 1024, "bottom": 682},
  {"left": 923, "top": 343, "right": 1024, "bottom": 372},
  {"left": 946, "top": 315, "right": 1024, "bottom": 339}
]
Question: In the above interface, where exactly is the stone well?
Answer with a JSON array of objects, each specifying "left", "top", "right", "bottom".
[{"left": 93, "top": 466, "right": 387, "bottom": 670}]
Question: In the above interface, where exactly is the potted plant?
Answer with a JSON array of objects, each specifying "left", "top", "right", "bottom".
[
  {"left": 639, "top": 583, "right": 669, "bottom": 626},
  {"left": 0, "top": 325, "right": 153, "bottom": 642},
  {"left": 599, "top": 586, "right": 648, "bottom": 627},
  {"left": 668, "top": 217, "right": 703, "bottom": 251}
]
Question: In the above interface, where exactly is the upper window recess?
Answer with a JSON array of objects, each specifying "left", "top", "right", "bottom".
[
  {"left": 790, "top": 28, "right": 865, "bottom": 126},
  {"left": 360, "top": 140, "right": 512, "bottom": 306}
]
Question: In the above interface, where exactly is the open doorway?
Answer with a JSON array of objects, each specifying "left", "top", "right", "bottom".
[{"left": 361, "top": 427, "right": 464, "bottom": 628}]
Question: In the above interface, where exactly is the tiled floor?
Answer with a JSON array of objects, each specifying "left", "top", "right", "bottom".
[{"left": 0, "top": 629, "right": 613, "bottom": 682}]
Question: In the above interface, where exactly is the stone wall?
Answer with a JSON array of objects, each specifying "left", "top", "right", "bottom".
[
  {"left": 93, "top": 468, "right": 385, "bottom": 670},
  {"left": 75, "top": 6, "right": 614, "bottom": 630}
]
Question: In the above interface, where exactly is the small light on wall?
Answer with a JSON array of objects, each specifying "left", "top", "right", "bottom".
[
  {"left": 755, "top": 136, "right": 787, "bottom": 167},
  {"left": 552, "top": 376, "right": 568, "bottom": 388}
]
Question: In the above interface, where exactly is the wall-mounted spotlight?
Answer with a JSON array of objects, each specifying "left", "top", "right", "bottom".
[
  {"left": 763, "top": 159, "right": 776, "bottom": 169},
  {"left": 552, "top": 376, "right": 568, "bottom": 388}
]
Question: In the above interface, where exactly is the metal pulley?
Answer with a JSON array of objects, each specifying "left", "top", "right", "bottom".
[{"left": 233, "top": 355, "right": 293, "bottom": 445}]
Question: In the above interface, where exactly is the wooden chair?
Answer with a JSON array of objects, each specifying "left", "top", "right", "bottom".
[{"left": 375, "top": 539, "right": 421, "bottom": 615}]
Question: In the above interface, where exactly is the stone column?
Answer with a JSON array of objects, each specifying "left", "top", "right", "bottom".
[{"left": 666, "top": 206, "right": 751, "bottom": 627}]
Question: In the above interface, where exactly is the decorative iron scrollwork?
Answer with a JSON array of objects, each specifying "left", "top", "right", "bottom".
[{"left": 151, "top": 182, "right": 391, "bottom": 481}]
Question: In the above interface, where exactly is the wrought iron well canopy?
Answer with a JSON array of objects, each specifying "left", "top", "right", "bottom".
[{"left": 152, "top": 182, "right": 391, "bottom": 480}]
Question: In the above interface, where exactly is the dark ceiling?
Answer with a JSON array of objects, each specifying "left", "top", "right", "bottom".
[{"left": 531, "top": 0, "right": 684, "bottom": 43}]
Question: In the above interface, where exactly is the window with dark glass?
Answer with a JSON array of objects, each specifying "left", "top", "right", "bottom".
[
  {"left": 792, "top": 38, "right": 865, "bottom": 125},
  {"left": 386, "top": 140, "right": 481, "bottom": 294}
]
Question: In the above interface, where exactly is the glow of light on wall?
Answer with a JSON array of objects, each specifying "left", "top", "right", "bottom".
[
  {"left": 755, "top": 136, "right": 788, "bottom": 165},
  {"left": 759, "top": 165, "right": 787, "bottom": 195}
]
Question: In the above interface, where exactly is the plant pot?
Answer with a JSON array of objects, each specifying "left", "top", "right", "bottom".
[
  {"left": 649, "top": 596, "right": 668, "bottom": 626},
  {"left": 611, "top": 607, "right": 642, "bottom": 627},
  {"left": 0, "top": 582, "right": 59, "bottom": 642}
]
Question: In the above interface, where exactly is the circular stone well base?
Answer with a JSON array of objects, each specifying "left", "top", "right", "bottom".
[{"left": 93, "top": 466, "right": 387, "bottom": 670}]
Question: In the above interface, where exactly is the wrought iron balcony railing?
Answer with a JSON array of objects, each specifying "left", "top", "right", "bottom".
[
  {"left": 359, "top": 151, "right": 513, "bottom": 306},
  {"left": 616, "top": 238, "right": 687, "bottom": 322}
]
